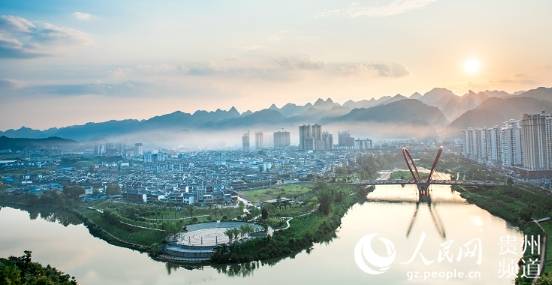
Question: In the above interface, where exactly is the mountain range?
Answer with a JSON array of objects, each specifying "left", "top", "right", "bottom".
[
  {"left": 1, "top": 86, "right": 551, "bottom": 141},
  {"left": 0, "top": 136, "right": 75, "bottom": 151}
]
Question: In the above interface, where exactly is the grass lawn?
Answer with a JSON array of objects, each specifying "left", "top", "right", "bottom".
[
  {"left": 211, "top": 183, "right": 365, "bottom": 263},
  {"left": 239, "top": 183, "right": 313, "bottom": 203},
  {"left": 79, "top": 201, "right": 244, "bottom": 247},
  {"left": 541, "top": 220, "right": 552, "bottom": 274},
  {"left": 79, "top": 207, "right": 167, "bottom": 246},
  {"left": 454, "top": 183, "right": 552, "bottom": 283},
  {"left": 92, "top": 200, "right": 242, "bottom": 221},
  {"left": 389, "top": 170, "right": 430, "bottom": 180},
  {"left": 455, "top": 184, "right": 552, "bottom": 225}
]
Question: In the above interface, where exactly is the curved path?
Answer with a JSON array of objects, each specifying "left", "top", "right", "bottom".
[{"left": 274, "top": 205, "right": 319, "bottom": 232}]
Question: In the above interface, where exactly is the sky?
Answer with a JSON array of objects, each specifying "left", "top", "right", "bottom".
[{"left": 0, "top": 0, "right": 551, "bottom": 130}]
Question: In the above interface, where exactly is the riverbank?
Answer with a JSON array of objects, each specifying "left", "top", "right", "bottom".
[
  {"left": 454, "top": 184, "right": 552, "bottom": 283},
  {"left": 0, "top": 251, "right": 78, "bottom": 284},
  {"left": 0, "top": 182, "right": 372, "bottom": 266},
  {"left": 211, "top": 183, "right": 371, "bottom": 263},
  {"left": 414, "top": 153, "right": 552, "bottom": 283}
]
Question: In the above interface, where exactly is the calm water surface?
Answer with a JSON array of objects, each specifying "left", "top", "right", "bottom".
[{"left": 0, "top": 184, "right": 522, "bottom": 285}]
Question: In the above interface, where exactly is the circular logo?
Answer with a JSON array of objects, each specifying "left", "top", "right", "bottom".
[{"left": 354, "top": 233, "right": 396, "bottom": 275}]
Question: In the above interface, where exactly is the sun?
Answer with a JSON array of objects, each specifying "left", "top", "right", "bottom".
[{"left": 463, "top": 58, "right": 481, "bottom": 75}]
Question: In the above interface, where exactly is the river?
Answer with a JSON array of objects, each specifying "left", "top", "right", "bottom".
[{"left": 0, "top": 183, "right": 523, "bottom": 285}]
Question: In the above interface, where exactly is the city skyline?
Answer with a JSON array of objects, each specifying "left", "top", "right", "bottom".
[
  {"left": 1, "top": 2, "right": 552, "bottom": 284},
  {"left": 462, "top": 111, "right": 552, "bottom": 174},
  {"left": 1, "top": 0, "right": 551, "bottom": 129}
]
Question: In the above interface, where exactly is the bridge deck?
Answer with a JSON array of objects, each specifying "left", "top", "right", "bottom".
[{"left": 355, "top": 179, "right": 503, "bottom": 186}]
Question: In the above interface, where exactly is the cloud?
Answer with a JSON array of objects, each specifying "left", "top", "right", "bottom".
[
  {"left": 492, "top": 73, "right": 537, "bottom": 85},
  {"left": 25, "top": 81, "right": 149, "bottom": 96},
  {"left": 170, "top": 59, "right": 407, "bottom": 79},
  {"left": 273, "top": 57, "right": 409, "bottom": 77},
  {"left": 0, "top": 15, "right": 90, "bottom": 59},
  {"left": 0, "top": 34, "right": 43, "bottom": 58},
  {"left": 73, "top": 11, "right": 94, "bottom": 21},
  {"left": 319, "top": 0, "right": 437, "bottom": 18},
  {"left": 109, "top": 57, "right": 409, "bottom": 81},
  {"left": 0, "top": 78, "right": 22, "bottom": 89}
]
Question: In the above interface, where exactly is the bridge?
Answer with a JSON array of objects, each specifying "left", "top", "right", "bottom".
[
  {"left": 354, "top": 147, "right": 502, "bottom": 239},
  {"left": 355, "top": 179, "right": 502, "bottom": 187},
  {"left": 355, "top": 146, "right": 503, "bottom": 195}
]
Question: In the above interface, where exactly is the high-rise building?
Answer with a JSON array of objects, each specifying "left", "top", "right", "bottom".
[
  {"left": 478, "top": 128, "right": 487, "bottom": 163},
  {"left": 546, "top": 115, "right": 552, "bottom": 169},
  {"left": 299, "top": 124, "right": 327, "bottom": 151},
  {"left": 463, "top": 128, "right": 476, "bottom": 160},
  {"left": 311, "top": 124, "right": 322, "bottom": 142},
  {"left": 485, "top": 128, "right": 492, "bottom": 162},
  {"left": 255, "top": 132, "right": 263, "bottom": 150},
  {"left": 470, "top": 128, "right": 479, "bottom": 161},
  {"left": 299, "top": 125, "right": 312, "bottom": 151},
  {"left": 474, "top": 129, "right": 483, "bottom": 162},
  {"left": 242, "top": 132, "right": 250, "bottom": 152},
  {"left": 338, "top": 131, "right": 355, "bottom": 149},
  {"left": 95, "top": 143, "right": 106, "bottom": 156},
  {"left": 500, "top": 119, "right": 523, "bottom": 167},
  {"left": 273, "top": 129, "right": 290, "bottom": 149},
  {"left": 488, "top": 127, "right": 501, "bottom": 163},
  {"left": 321, "top": 132, "right": 333, "bottom": 150},
  {"left": 135, "top": 143, "right": 144, "bottom": 156},
  {"left": 354, "top": 139, "right": 373, "bottom": 150},
  {"left": 521, "top": 113, "right": 551, "bottom": 170}
]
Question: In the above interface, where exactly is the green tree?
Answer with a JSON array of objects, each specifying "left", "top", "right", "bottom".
[
  {"left": 519, "top": 207, "right": 534, "bottom": 222},
  {"left": 224, "top": 229, "right": 235, "bottom": 243},
  {"left": 507, "top": 177, "right": 514, "bottom": 186},
  {"left": 315, "top": 183, "right": 334, "bottom": 215},
  {"left": 186, "top": 205, "right": 194, "bottom": 218},
  {"left": 536, "top": 273, "right": 552, "bottom": 285},
  {"left": 0, "top": 251, "right": 77, "bottom": 285},
  {"left": 102, "top": 209, "right": 119, "bottom": 224},
  {"left": 261, "top": 208, "right": 269, "bottom": 220},
  {"left": 239, "top": 224, "right": 255, "bottom": 238},
  {"left": 162, "top": 222, "right": 181, "bottom": 235},
  {"left": 62, "top": 185, "right": 84, "bottom": 200},
  {"left": 106, "top": 184, "right": 121, "bottom": 195}
]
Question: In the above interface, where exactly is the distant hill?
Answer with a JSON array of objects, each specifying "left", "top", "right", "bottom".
[
  {"left": 0, "top": 136, "right": 75, "bottom": 151},
  {"left": 0, "top": 127, "right": 58, "bottom": 139},
  {"left": 411, "top": 88, "right": 512, "bottom": 121},
  {"left": 518, "top": 87, "right": 552, "bottom": 103},
  {"left": 328, "top": 99, "right": 447, "bottom": 125},
  {"left": 449, "top": 97, "right": 552, "bottom": 129},
  {"left": 208, "top": 109, "right": 288, "bottom": 127},
  {"left": 1, "top": 86, "right": 550, "bottom": 141}
]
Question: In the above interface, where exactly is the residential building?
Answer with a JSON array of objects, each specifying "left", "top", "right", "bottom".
[
  {"left": 521, "top": 112, "right": 551, "bottom": 170},
  {"left": 299, "top": 125, "right": 312, "bottom": 151},
  {"left": 501, "top": 119, "right": 523, "bottom": 167},
  {"left": 354, "top": 139, "right": 373, "bottom": 150},
  {"left": 321, "top": 132, "right": 333, "bottom": 151},
  {"left": 338, "top": 131, "right": 354, "bottom": 149},
  {"left": 255, "top": 132, "right": 263, "bottom": 150},
  {"left": 135, "top": 143, "right": 144, "bottom": 156},
  {"left": 273, "top": 129, "right": 291, "bottom": 149},
  {"left": 488, "top": 127, "right": 501, "bottom": 163},
  {"left": 299, "top": 124, "right": 328, "bottom": 151},
  {"left": 242, "top": 132, "right": 250, "bottom": 152}
]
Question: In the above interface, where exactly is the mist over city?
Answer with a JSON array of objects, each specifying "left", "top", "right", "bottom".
[{"left": 0, "top": 1, "right": 551, "bottom": 285}]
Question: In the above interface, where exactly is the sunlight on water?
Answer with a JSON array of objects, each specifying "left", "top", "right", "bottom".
[{"left": 0, "top": 181, "right": 523, "bottom": 285}]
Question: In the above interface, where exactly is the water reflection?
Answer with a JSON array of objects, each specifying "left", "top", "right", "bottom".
[
  {"left": 405, "top": 195, "right": 447, "bottom": 239},
  {"left": 0, "top": 182, "right": 523, "bottom": 285},
  {"left": 1, "top": 204, "right": 81, "bottom": 226}
]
